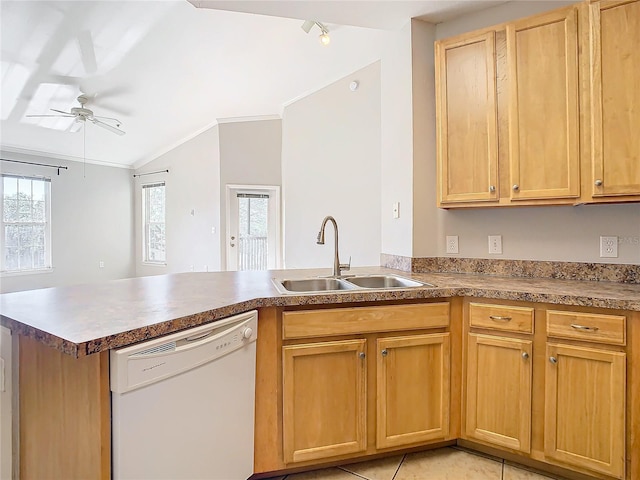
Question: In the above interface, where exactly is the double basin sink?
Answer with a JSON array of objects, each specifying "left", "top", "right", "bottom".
[{"left": 272, "top": 274, "right": 435, "bottom": 294}]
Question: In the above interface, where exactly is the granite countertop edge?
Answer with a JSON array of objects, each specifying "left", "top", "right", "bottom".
[{"left": 1, "top": 267, "right": 639, "bottom": 358}]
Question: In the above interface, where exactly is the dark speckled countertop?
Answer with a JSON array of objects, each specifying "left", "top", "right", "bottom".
[{"left": 1, "top": 266, "right": 640, "bottom": 357}]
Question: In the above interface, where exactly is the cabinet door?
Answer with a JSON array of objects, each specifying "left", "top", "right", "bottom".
[
  {"left": 376, "top": 333, "right": 450, "bottom": 449},
  {"left": 282, "top": 339, "right": 366, "bottom": 464},
  {"left": 589, "top": 0, "right": 640, "bottom": 198},
  {"left": 545, "top": 343, "right": 626, "bottom": 478},
  {"left": 466, "top": 334, "right": 532, "bottom": 452},
  {"left": 435, "top": 32, "right": 499, "bottom": 205},
  {"left": 507, "top": 7, "right": 580, "bottom": 201}
]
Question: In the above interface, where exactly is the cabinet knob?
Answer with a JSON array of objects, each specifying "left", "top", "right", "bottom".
[
  {"left": 359, "top": 352, "right": 365, "bottom": 359},
  {"left": 595, "top": 179, "right": 603, "bottom": 187},
  {"left": 549, "top": 356, "right": 558, "bottom": 364},
  {"left": 522, "top": 352, "right": 529, "bottom": 360},
  {"left": 512, "top": 184, "right": 520, "bottom": 191},
  {"left": 381, "top": 349, "right": 388, "bottom": 357},
  {"left": 489, "top": 185, "right": 496, "bottom": 193}
]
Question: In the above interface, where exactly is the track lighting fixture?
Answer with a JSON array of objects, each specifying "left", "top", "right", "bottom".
[{"left": 301, "top": 20, "right": 330, "bottom": 46}]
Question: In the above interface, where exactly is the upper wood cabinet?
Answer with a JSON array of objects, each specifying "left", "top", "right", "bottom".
[
  {"left": 435, "top": 32, "right": 498, "bottom": 205},
  {"left": 507, "top": 8, "right": 580, "bottom": 201},
  {"left": 586, "top": 0, "right": 640, "bottom": 200},
  {"left": 435, "top": 0, "right": 640, "bottom": 208}
]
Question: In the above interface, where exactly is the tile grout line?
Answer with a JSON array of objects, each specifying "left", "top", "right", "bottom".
[
  {"left": 390, "top": 454, "right": 406, "bottom": 480},
  {"left": 336, "top": 466, "right": 373, "bottom": 480}
]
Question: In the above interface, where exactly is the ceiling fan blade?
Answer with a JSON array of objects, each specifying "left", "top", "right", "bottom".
[
  {"left": 93, "top": 114, "right": 122, "bottom": 125},
  {"left": 26, "top": 114, "right": 74, "bottom": 118},
  {"left": 50, "top": 108, "right": 75, "bottom": 116},
  {"left": 78, "top": 30, "right": 97, "bottom": 75},
  {"left": 89, "top": 117, "right": 126, "bottom": 136}
]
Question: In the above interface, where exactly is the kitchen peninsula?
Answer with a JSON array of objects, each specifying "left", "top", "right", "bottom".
[{"left": 1, "top": 265, "right": 640, "bottom": 480}]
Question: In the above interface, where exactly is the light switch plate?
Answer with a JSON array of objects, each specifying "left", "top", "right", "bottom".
[
  {"left": 600, "top": 236, "right": 618, "bottom": 258},
  {"left": 392, "top": 202, "right": 400, "bottom": 219}
]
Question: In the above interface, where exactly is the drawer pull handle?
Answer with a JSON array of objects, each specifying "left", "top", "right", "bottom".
[
  {"left": 570, "top": 324, "right": 599, "bottom": 332},
  {"left": 549, "top": 356, "right": 558, "bottom": 364},
  {"left": 489, "top": 315, "right": 512, "bottom": 322},
  {"left": 359, "top": 352, "right": 366, "bottom": 359},
  {"left": 522, "top": 352, "right": 529, "bottom": 360},
  {"left": 381, "top": 349, "right": 388, "bottom": 357}
]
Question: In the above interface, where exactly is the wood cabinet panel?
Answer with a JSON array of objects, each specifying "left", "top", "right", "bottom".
[
  {"left": 376, "top": 333, "right": 450, "bottom": 449},
  {"left": 436, "top": 32, "right": 499, "bottom": 204},
  {"left": 546, "top": 310, "right": 626, "bottom": 345},
  {"left": 466, "top": 334, "right": 532, "bottom": 452},
  {"left": 469, "top": 302, "right": 534, "bottom": 333},
  {"left": 507, "top": 7, "right": 580, "bottom": 201},
  {"left": 283, "top": 303, "right": 450, "bottom": 340},
  {"left": 589, "top": 0, "right": 640, "bottom": 199},
  {"left": 282, "top": 340, "right": 367, "bottom": 464},
  {"left": 19, "top": 336, "right": 110, "bottom": 480},
  {"left": 545, "top": 343, "right": 626, "bottom": 478}
]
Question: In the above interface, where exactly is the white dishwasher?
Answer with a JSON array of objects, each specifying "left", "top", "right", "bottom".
[{"left": 110, "top": 310, "right": 257, "bottom": 480}]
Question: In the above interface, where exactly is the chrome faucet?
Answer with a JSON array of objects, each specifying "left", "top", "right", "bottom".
[{"left": 316, "top": 215, "right": 350, "bottom": 277}]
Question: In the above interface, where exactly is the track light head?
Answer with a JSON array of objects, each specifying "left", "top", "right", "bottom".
[
  {"left": 301, "top": 20, "right": 331, "bottom": 46},
  {"left": 301, "top": 20, "right": 315, "bottom": 33}
]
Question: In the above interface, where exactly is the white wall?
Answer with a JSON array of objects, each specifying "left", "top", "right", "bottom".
[
  {"left": 135, "top": 126, "right": 221, "bottom": 276},
  {"left": 379, "top": 23, "right": 415, "bottom": 259},
  {"left": 218, "top": 119, "right": 282, "bottom": 269},
  {"left": 403, "top": 0, "right": 640, "bottom": 264},
  {"left": 0, "top": 151, "right": 134, "bottom": 293},
  {"left": 282, "top": 62, "right": 382, "bottom": 269}
]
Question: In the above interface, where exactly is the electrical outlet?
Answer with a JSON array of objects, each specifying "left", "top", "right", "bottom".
[
  {"left": 99, "top": 261, "right": 104, "bottom": 268},
  {"left": 600, "top": 236, "right": 618, "bottom": 258},
  {"left": 488, "top": 235, "right": 502, "bottom": 255},
  {"left": 446, "top": 236, "right": 459, "bottom": 254}
]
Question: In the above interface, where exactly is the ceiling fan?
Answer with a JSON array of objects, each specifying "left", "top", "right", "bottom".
[{"left": 26, "top": 94, "right": 126, "bottom": 136}]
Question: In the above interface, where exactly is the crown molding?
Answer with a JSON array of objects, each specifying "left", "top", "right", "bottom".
[{"left": 0, "top": 144, "right": 132, "bottom": 170}]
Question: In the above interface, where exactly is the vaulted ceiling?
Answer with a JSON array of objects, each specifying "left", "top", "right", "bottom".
[{"left": 0, "top": 0, "right": 507, "bottom": 168}]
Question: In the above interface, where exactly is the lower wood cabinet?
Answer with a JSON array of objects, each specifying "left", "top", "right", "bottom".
[
  {"left": 465, "top": 333, "right": 532, "bottom": 453},
  {"left": 544, "top": 343, "right": 626, "bottom": 478},
  {"left": 282, "top": 339, "right": 367, "bottom": 464},
  {"left": 376, "top": 333, "right": 450, "bottom": 449},
  {"left": 280, "top": 303, "right": 452, "bottom": 466}
]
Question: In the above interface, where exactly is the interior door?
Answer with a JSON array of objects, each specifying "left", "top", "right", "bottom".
[{"left": 226, "top": 186, "right": 280, "bottom": 271}]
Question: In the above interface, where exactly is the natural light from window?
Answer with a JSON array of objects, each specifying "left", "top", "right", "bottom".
[
  {"left": 1, "top": 174, "right": 51, "bottom": 273},
  {"left": 142, "top": 182, "right": 166, "bottom": 264}
]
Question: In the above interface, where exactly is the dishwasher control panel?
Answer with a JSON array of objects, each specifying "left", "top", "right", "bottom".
[{"left": 110, "top": 310, "right": 257, "bottom": 394}]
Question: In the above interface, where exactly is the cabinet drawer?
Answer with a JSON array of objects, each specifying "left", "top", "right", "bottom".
[
  {"left": 546, "top": 310, "right": 626, "bottom": 346},
  {"left": 283, "top": 303, "right": 449, "bottom": 340},
  {"left": 469, "top": 303, "right": 534, "bottom": 333}
]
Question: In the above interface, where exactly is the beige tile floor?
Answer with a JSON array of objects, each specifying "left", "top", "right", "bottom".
[{"left": 264, "top": 447, "right": 562, "bottom": 480}]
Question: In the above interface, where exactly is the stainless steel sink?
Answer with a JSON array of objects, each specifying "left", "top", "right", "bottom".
[
  {"left": 345, "top": 274, "right": 431, "bottom": 289},
  {"left": 275, "top": 277, "right": 357, "bottom": 293},
  {"left": 273, "top": 274, "right": 434, "bottom": 294}
]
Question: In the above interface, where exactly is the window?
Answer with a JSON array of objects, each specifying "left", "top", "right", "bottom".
[
  {"left": 237, "top": 193, "right": 269, "bottom": 270},
  {"left": 142, "top": 182, "right": 166, "bottom": 263},
  {"left": 1, "top": 174, "right": 52, "bottom": 273}
]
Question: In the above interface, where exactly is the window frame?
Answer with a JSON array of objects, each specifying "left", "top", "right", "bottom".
[
  {"left": 0, "top": 174, "right": 52, "bottom": 275},
  {"left": 142, "top": 181, "right": 166, "bottom": 265}
]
